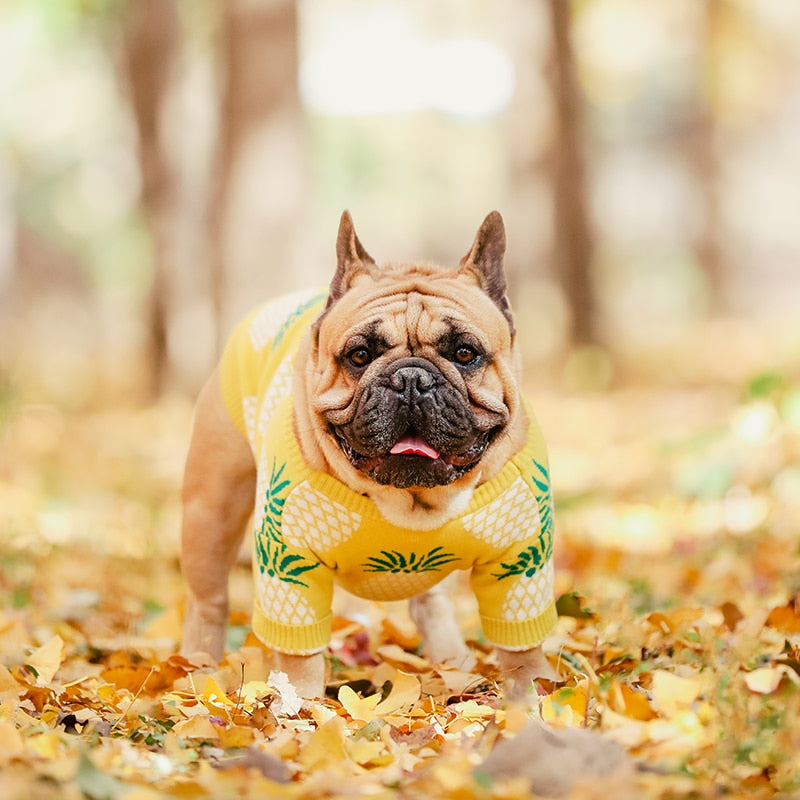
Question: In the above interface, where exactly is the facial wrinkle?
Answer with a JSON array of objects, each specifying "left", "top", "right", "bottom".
[{"left": 405, "top": 292, "right": 424, "bottom": 353}]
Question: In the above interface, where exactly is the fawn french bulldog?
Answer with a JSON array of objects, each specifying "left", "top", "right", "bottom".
[{"left": 181, "top": 211, "right": 557, "bottom": 699}]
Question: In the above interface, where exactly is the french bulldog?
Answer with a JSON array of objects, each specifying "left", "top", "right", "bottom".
[{"left": 181, "top": 211, "right": 557, "bottom": 699}]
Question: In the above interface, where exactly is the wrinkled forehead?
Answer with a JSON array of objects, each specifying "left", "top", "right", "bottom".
[{"left": 318, "top": 277, "right": 512, "bottom": 351}]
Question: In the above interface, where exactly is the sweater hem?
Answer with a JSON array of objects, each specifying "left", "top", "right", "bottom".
[
  {"left": 480, "top": 602, "right": 558, "bottom": 650},
  {"left": 252, "top": 605, "right": 331, "bottom": 655}
]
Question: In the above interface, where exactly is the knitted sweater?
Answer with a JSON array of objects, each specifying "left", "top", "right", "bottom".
[{"left": 220, "top": 289, "right": 557, "bottom": 655}]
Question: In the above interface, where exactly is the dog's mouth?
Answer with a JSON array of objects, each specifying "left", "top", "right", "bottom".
[{"left": 333, "top": 428, "right": 497, "bottom": 489}]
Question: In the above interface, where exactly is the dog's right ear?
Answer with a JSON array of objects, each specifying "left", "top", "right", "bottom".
[{"left": 328, "top": 210, "right": 376, "bottom": 304}]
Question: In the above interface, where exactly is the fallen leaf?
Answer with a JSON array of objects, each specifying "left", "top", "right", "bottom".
[
  {"left": 375, "top": 644, "right": 430, "bottom": 671},
  {"left": 267, "top": 670, "right": 303, "bottom": 717},
  {"left": 0, "top": 719, "right": 25, "bottom": 756},
  {"left": 297, "top": 715, "right": 347, "bottom": 770},
  {"left": 338, "top": 684, "right": 382, "bottom": 723},
  {"left": 373, "top": 669, "right": 421, "bottom": 716},
  {"left": 172, "top": 714, "right": 219, "bottom": 740},
  {"left": 766, "top": 601, "right": 800, "bottom": 634},
  {"left": 744, "top": 665, "right": 799, "bottom": 694},
  {"left": 26, "top": 636, "right": 65, "bottom": 683},
  {"left": 75, "top": 751, "right": 127, "bottom": 800},
  {"left": 649, "top": 670, "right": 702, "bottom": 717}
]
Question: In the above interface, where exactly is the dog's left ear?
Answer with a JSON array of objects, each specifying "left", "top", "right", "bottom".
[
  {"left": 459, "top": 211, "right": 514, "bottom": 333},
  {"left": 328, "top": 210, "right": 376, "bottom": 304}
]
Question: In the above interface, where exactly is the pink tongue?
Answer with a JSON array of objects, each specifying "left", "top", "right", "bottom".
[{"left": 390, "top": 436, "right": 440, "bottom": 459}]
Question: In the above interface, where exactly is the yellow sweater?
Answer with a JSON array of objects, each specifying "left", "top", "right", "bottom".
[{"left": 220, "top": 289, "right": 557, "bottom": 655}]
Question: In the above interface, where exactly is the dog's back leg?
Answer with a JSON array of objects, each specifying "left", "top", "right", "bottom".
[
  {"left": 409, "top": 575, "right": 475, "bottom": 670},
  {"left": 181, "top": 365, "right": 256, "bottom": 661}
]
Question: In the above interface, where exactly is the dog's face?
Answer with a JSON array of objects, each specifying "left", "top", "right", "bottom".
[{"left": 294, "top": 211, "right": 527, "bottom": 526}]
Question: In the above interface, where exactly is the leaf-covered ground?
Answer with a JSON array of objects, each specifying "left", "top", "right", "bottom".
[{"left": 1, "top": 363, "right": 800, "bottom": 798}]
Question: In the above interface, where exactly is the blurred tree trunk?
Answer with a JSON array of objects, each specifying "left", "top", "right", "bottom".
[
  {"left": 691, "top": 0, "right": 725, "bottom": 311},
  {"left": 208, "top": 0, "right": 302, "bottom": 352},
  {"left": 547, "top": 0, "right": 596, "bottom": 345},
  {"left": 121, "top": 0, "right": 179, "bottom": 398}
]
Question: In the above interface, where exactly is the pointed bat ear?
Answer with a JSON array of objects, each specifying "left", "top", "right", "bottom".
[
  {"left": 328, "top": 210, "right": 376, "bottom": 303},
  {"left": 459, "top": 211, "right": 514, "bottom": 332}
]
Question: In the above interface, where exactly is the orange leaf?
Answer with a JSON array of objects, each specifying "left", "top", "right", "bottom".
[
  {"left": 647, "top": 608, "right": 703, "bottom": 635},
  {"left": 766, "top": 602, "right": 800, "bottom": 634},
  {"left": 617, "top": 684, "right": 656, "bottom": 721},
  {"left": 100, "top": 664, "right": 154, "bottom": 694}
]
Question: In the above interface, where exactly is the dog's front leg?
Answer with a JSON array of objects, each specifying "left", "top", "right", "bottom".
[
  {"left": 274, "top": 652, "right": 325, "bottom": 700},
  {"left": 496, "top": 645, "right": 559, "bottom": 701},
  {"left": 181, "top": 367, "right": 256, "bottom": 661},
  {"left": 409, "top": 577, "right": 475, "bottom": 669}
]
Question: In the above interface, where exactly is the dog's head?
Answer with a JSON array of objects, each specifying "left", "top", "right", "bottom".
[{"left": 294, "top": 211, "right": 527, "bottom": 526}]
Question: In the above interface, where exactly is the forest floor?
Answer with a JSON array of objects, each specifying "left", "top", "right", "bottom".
[{"left": 1, "top": 345, "right": 800, "bottom": 799}]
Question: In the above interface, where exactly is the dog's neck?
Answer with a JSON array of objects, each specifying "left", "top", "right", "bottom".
[
  {"left": 369, "top": 482, "right": 476, "bottom": 531},
  {"left": 294, "top": 400, "right": 528, "bottom": 532}
]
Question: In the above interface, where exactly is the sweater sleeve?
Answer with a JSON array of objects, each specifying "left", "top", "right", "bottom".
[{"left": 469, "top": 453, "right": 557, "bottom": 650}]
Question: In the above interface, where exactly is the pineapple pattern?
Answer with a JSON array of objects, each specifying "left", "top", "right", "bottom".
[
  {"left": 501, "top": 561, "right": 554, "bottom": 622},
  {"left": 257, "top": 574, "right": 317, "bottom": 626},
  {"left": 362, "top": 546, "right": 460, "bottom": 574},
  {"left": 491, "top": 459, "right": 554, "bottom": 581},
  {"left": 256, "top": 354, "right": 294, "bottom": 440},
  {"left": 282, "top": 481, "right": 361, "bottom": 551},
  {"left": 462, "top": 476, "right": 539, "bottom": 549},
  {"left": 227, "top": 289, "right": 557, "bottom": 652},
  {"left": 255, "top": 459, "right": 319, "bottom": 588}
]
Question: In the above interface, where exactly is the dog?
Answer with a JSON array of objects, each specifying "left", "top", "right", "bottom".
[{"left": 181, "top": 211, "right": 558, "bottom": 699}]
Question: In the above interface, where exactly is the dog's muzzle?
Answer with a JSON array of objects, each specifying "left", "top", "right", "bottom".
[{"left": 331, "top": 357, "right": 503, "bottom": 489}]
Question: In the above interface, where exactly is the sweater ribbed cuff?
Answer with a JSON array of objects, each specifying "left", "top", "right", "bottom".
[
  {"left": 481, "top": 602, "right": 558, "bottom": 651},
  {"left": 252, "top": 605, "right": 331, "bottom": 655}
]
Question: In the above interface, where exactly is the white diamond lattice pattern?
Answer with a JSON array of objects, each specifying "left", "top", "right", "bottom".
[
  {"left": 247, "top": 289, "right": 321, "bottom": 351},
  {"left": 257, "top": 574, "right": 317, "bottom": 626},
  {"left": 500, "top": 560, "right": 554, "bottom": 622},
  {"left": 281, "top": 481, "right": 362, "bottom": 551},
  {"left": 462, "top": 477, "right": 541, "bottom": 549}
]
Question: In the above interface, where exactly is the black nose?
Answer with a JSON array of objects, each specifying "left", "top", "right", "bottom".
[{"left": 387, "top": 358, "right": 438, "bottom": 396}]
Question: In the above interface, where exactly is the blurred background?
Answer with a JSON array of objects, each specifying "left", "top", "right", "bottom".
[
  {"left": 3, "top": 0, "right": 799, "bottom": 403},
  {"left": 3, "top": 8, "right": 800, "bottom": 786},
  {"left": 2, "top": 0, "right": 800, "bottom": 561}
]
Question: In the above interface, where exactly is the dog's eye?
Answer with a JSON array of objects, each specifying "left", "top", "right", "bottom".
[
  {"left": 347, "top": 347, "right": 372, "bottom": 368},
  {"left": 454, "top": 345, "right": 479, "bottom": 366}
]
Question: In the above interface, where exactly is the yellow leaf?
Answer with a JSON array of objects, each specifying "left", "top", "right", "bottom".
[
  {"left": 201, "top": 676, "right": 234, "bottom": 708},
  {"left": 172, "top": 715, "right": 220, "bottom": 740},
  {"left": 0, "top": 720, "right": 25, "bottom": 756},
  {"left": 27, "top": 636, "right": 65, "bottom": 683},
  {"left": 40, "top": 704, "right": 61, "bottom": 725},
  {"left": 338, "top": 684, "right": 382, "bottom": 722},
  {"left": 0, "top": 664, "right": 18, "bottom": 692},
  {"left": 540, "top": 682, "right": 589, "bottom": 727},
  {"left": 218, "top": 724, "right": 255, "bottom": 748},
  {"left": 649, "top": 671, "right": 701, "bottom": 718},
  {"left": 27, "top": 730, "right": 62, "bottom": 759},
  {"left": 450, "top": 699, "right": 495, "bottom": 721},
  {"left": 345, "top": 737, "right": 390, "bottom": 766},
  {"left": 297, "top": 715, "right": 347, "bottom": 769},
  {"left": 374, "top": 670, "right": 421, "bottom": 716}
]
